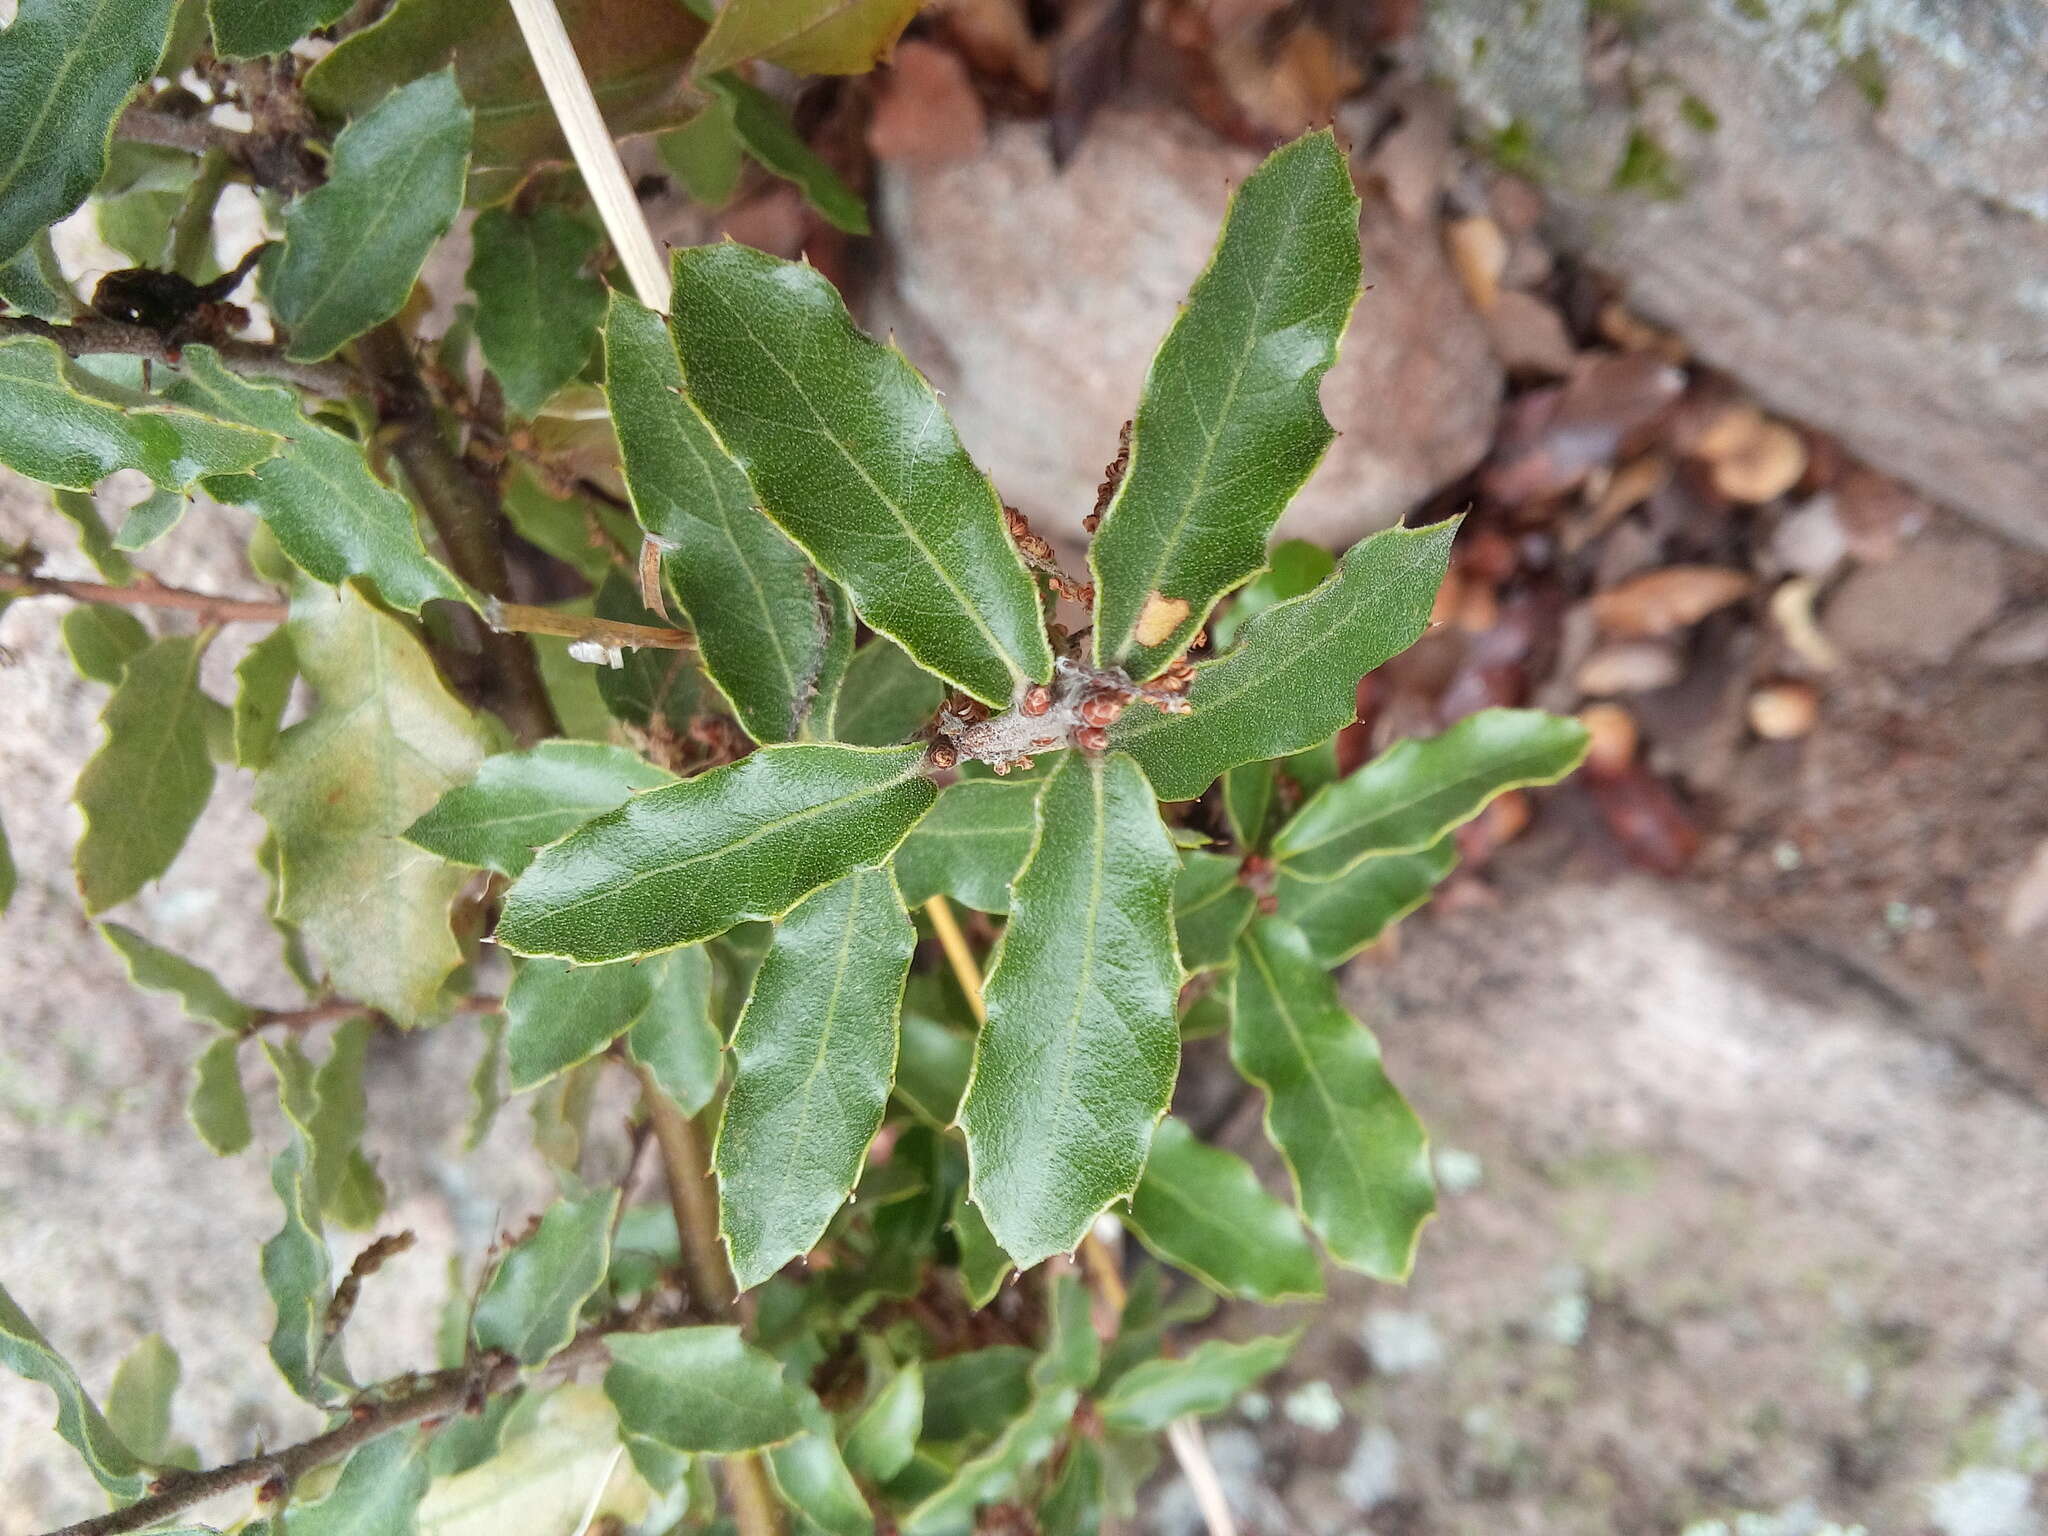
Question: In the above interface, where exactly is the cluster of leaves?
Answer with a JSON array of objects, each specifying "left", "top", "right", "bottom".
[{"left": 0, "top": 1, "right": 1589, "bottom": 1531}]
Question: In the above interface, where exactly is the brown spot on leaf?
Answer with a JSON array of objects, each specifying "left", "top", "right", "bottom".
[{"left": 1134, "top": 591, "right": 1190, "bottom": 647}]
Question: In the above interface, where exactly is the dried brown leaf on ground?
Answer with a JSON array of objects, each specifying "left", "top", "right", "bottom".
[
  {"left": 1590, "top": 566, "right": 1752, "bottom": 639},
  {"left": 1481, "top": 352, "right": 1686, "bottom": 505}
]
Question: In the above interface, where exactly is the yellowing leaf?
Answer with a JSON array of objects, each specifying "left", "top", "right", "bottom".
[
  {"left": 254, "top": 584, "right": 491, "bottom": 1024},
  {"left": 694, "top": 0, "right": 922, "bottom": 77}
]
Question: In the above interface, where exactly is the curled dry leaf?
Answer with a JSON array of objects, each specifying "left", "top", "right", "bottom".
[
  {"left": 1485, "top": 290, "right": 1576, "bottom": 377},
  {"left": 1706, "top": 418, "right": 1807, "bottom": 504},
  {"left": 1575, "top": 640, "right": 1682, "bottom": 696},
  {"left": 1577, "top": 702, "right": 1639, "bottom": 776},
  {"left": 1596, "top": 300, "right": 1687, "bottom": 363},
  {"left": 868, "top": 40, "right": 989, "bottom": 165},
  {"left": 1586, "top": 763, "right": 1701, "bottom": 875},
  {"left": 1589, "top": 566, "right": 1752, "bottom": 639},
  {"left": 1767, "top": 577, "right": 1843, "bottom": 672},
  {"left": 1746, "top": 680, "right": 1819, "bottom": 740},
  {"left": 1481, "top": 352, "right": 1686, "bottom": 506},
  {"left": 1444, "top": 213, "right": 1507, "bottom": 313}
]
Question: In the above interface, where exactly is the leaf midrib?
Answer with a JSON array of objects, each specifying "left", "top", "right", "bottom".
[{"left": 1240, "top": 932, "right": 1377, "bottom": 1206}]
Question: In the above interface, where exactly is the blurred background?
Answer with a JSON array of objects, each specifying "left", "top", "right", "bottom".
[{"left": 3, "top": 1, "right": 2046, "bottom": 1532}]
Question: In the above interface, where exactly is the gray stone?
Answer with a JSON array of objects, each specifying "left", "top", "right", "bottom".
[
  {"left": 1824, "top": 531, "right": 2009, "bottom": 663},
  {"left": 1426, "top": 0, "right": 2048, "bottom": 551},
  {"left": 869, "top": 108, "right": 1503, "bottom": 554}
]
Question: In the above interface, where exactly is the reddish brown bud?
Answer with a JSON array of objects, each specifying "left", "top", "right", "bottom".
[
  {"left": 257, "top": 1476, "right": 288, "bottom": 1506},
  {"left": 1015, "top": 756, "right": 1035, "bottom": 770},
  {"left": 1019, "top": 684, "right": 1053, "bottom": 717},
  {"left": 1082, "top": 512, "right": 1102, "bottom": 534},
  {"left": 1190, "top": 628, "right": 1208, "bottom": 651},
  {"left": 1074, "top": 725, "right": 1110, "bottom": 752},
  {"left": 927, "top": 742, "right": 959, "bottom": 770},
  {"left": 1077, "top": 694, "right": 1125, "bottom": 727},
  {"left": 1256, "top": 893, "right": 1279, "bottom": 915}
]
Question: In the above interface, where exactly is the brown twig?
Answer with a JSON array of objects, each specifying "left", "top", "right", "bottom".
[
  {"left": 488, "top": 600, "right": 694, "bottom": 653},
  {"left": 116, "top": 105, "right": 246, "bottom": 157},
  {"left": 38, "top": 1326, "right": 620, "bottom": 1536},
  {"left": 0, "top": 315, "right": 357, "bottom": 396},
  {"left": 355, "top": 323, "right": 561, "bottom": 744},
  {"left": 245, "top": 993, "right": 501, "bottom": 1037},
  {"left": 0, "top": 570, "right": 285, "bottom": 624},
  {"left": 634, "top": 1064, "right": 785, "bottom": 1535}
]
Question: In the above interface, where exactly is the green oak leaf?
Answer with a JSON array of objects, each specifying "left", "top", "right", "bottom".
[
  {"left": 287, "top": 1430, "right": 431, "bottom": 1536},
  {"left": 1208, "top": 538, "right": 1334, "bottom": 650},
  {"left": 960, "top": 751, "right": 1182, "bottom": 1268},
  {"left": 104, "top": 1333, "right": 183, "bottom": 1468},
  {"left": 1276, "top": 838, "right": 1458, "bottom": 967},
  {"left": 891, "top": 1005, "right": 974, "bottom": 1130},
  {"left": 717, "top": 866, "right": 913, "bottom": 1290},
  {"left": 187, "top": 1034, "right": 253, "bottom": 1155},
  {"left": 463, "top": 1013, "right": 505, "bottom": 1152},
  {"left": 658, "top": 94, "right": 744, "bottom": 207},
  {"left": 497, "top": 743, "right": 937, "bottom": 963},
  {"left": 919, "top": 1347, "right": 1033, "bottom": 1444},
  {"left": 74, "top": 633, "right": 216, "bottom": 914},
  {"left": 767, "top": 1394, "right": 874, "bottom": 1536},
  {"left": 693, "top": 0, "right": 919, "bottom": 75},
  {"left": 1109, "top": 519, "right": 1457, "bottom": 801},
  {"left": 307, "top": 1018, "right": 384, "bottom": 1229},
  {"left": 1124, "top": 1117, "right": 1322, "bottom": 1302},
  {"left": 50, "top": 487, "right": 134, "bottom": 582},
  {"left": 254, "top": 583, "right": 490, "bottom": 1024},
  {"left": 903, "top": 1277, "right": 1097, "bottom": 1534},
  {"left": 59, "top": 603, "right": 148, "bottom": 685},
  {"left": 889, "top": 776, "right": 1037, "bottom": 914},
  {"left": 267, "top": 71, "right": 471, "bottom": 361},
  {"left": 303, "top": 0, "right": 703, "bottom": 189},
  {"left": 405, "top": 740, "right": 673, "bottom": 878},
  {"left": 1273, "top": 708, "right": 1591, "bottom": 881},
  {"left": 260, "top": 1044, "right": 348, "bottom": 1400},
  {"left": 951, "top": 1191, "right": 1012, "bottom": 1307},
  {"left": 1095, "top": 1332, "right": 1298, "bottom": 1433},
  {"left": 843, "top": 1360, "right": 923, "bottom": 1483},
  {"left": 625, "top": 945, "right": 724, "bottom": 1114},
  {"left": 667, "top": 243, "right": 1051, "bottom": 706},
  {"left": 468, "top": 205, "right": 606, "bottom": 417},
  {"left": 605, "top": 1326, "right": 807, "bottom": 1453},
  {"left": 98, "top": 922, "right": 255, "bottom": 1031},
  {"left": 164, "top": 348, "right": 473, "bottom": 614},
  {"left": 503, "top": 956, "right": 652, "bottom": 1092},
  {"left": 706, "top": 74, "right": 868, "bottom": 233},
  {"left": 112, "top": 488, "right": 186, "bottom": 551},
  {"left": 0, "top": 0, "right": 179, "bottom": 263},
  {"left": 1172, "top": 850, "right": 1256, "bottom": 976},
  {"left": 472, "top": 1187, "right": 618, "bottom": 1365},
  {"left": 231, "top": 626, "right": 296, "bottom": 770},
  {"left": 830, "top": 636, "right": 945, "bottom": 747},
  {"left": 210, "top": 0, "right": 348, "bottom": 58},
  {"left": 0, "top": 336, "right": 276, "bottom": 492},
  {"left": 0, "top": 232, "right": 71, "bottom": 319},
  {"left": 1231, "top": 917, "right": 1435, "bottom": 1280},
  {"left": 1090, "top": 131, "right": 1361, "bottom": 677},
  {"left": 604, "top": 291, "right": 830, "bottom": 743},
  {"left": 1221, "top": 760, "right": 1278, "bottom": 850},
  {"left": 0, "top": 1282, "right": 150, "bottom": 1501}
]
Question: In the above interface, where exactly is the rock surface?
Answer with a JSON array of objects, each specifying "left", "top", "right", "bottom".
[
  {"left": 1425, "top": 0, "right": 2048, "bottom": 552},
  {"left": 868, "top": 108, "right": 1503, "bottom": 552}
]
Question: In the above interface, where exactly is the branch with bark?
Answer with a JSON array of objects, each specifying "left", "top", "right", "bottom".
[
  {"left": 38, "top": 1326, "right": 623, "bottom": 1536},
  {"left": 0, "top": 316, "right": 356, "bottom": 397}
]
